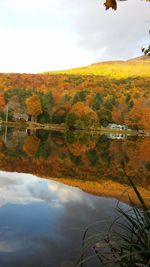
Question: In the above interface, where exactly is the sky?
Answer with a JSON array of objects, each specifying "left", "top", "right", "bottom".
[{"left": 0, "top": 0, "right": 149, "bottom": 73}]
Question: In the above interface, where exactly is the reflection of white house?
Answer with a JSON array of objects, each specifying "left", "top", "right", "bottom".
[
  {"left": 106, "top": 133, "right": 127, "bottom": 140},
  {"left": 107, "top": 123, "right": 128, "bottom": 131}
]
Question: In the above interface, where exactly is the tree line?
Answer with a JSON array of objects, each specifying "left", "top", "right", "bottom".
[{"left": 0, "top": 73, "right": 149, "bottom": 130}]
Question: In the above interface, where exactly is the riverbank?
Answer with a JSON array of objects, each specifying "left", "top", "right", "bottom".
[
  {"left": 1, "top": 121, "right": 65, "bottom": 131},
  {"left": 1, "top": 121, "right": 150, "bottom": 136}
]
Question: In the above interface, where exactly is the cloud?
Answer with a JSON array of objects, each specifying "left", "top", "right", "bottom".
[
  {"left": 73, "top": 0, "right": 150, "bottom": 61},
  {"left": 0, "top": 0, "right": 149, "bottom": 72},
  {"left": 1, "top": 0, "right": 51, "bottom": 11},
  {"left": 0, "top": 25, "right": 95, "bottom": 73}
]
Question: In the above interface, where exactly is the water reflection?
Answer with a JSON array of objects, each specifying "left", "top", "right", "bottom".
[
  {"left": 0, "top": 171, "right": 120, "bottom": 267},
  {"left": 105, "top": 133, "right": 127, "bottom": 140},
  {"left": 0, "top": 128, "right": 149, "bottom": 266},
  {"left": 0, "top": 128, "right": 150, "bottom": 188}
]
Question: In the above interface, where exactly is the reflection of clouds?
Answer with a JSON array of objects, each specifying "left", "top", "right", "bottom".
[
  {"left": 0, "top": 171, "right": 84, "bottom": 208},
  {"left": 48, "top": 183, "right": 83, "bottom": 204},
  {"left": 0, "top": 171, "right": 45, "bottom": 207},
  {"left": 0, "top": 171, "right": 122, "bottom": 266},
  {"left": 0, "top": 237, "right": 22, "bottom": 253}
]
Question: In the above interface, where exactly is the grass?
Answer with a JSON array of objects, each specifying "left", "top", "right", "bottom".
[{"left": 75, "top": 171, "right": 150, "bottom": 267}]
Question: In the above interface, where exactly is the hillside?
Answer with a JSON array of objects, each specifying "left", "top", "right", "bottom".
[
  {"left": 127, "top": 55, "right": 150, "bottom": 62},
  {"left": 46, "top": 56, "right": 150, "bottom": 79},
  {"left": 0, "top": 57, "right": 150, "bottom": 130}
]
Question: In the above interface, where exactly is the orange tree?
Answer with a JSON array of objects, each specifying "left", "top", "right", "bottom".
[
  {"left": 0, "top": 92, "right": 5, "bottom": 111},
  {"left": 26, "top": 95, "right": 42, "bottom": 122}
]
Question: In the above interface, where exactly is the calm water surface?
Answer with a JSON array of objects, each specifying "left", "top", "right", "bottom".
[
  {"left": 0, "top": 171, "right": 121, "bottom": 267},
  {"left": 0, "top": 127, "right": 149, "bottom": 266}
]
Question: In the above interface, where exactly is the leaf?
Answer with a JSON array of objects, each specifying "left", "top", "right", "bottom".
[{"left": 104, "top": 0, "right": 117, "bottom": 10}]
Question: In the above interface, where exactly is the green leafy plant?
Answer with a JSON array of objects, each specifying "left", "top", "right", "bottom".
[{"left": 75, "top": 172, "right": 150, "bottom": 267}]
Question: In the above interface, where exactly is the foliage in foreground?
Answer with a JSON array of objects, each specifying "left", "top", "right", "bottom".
[
  {"left": 76, "top": 173, "right": 150, "bottom": 267},
  {"left": 104, "top": 0, "right": 150, "bottom": 12}
]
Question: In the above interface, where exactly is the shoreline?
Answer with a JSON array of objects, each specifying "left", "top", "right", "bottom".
[
  {"left": 43, "top": 176, "right": 150, "bottom": 207},
  {"left": 1, "top": 121, "right": 150, "bottom": 136}
]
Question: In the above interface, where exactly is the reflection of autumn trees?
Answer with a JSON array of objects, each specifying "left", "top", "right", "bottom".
[
  {"left": 23, "top": 136, "right": 40, "bottom": 157},
  {"left": 109, "top": 138, "right": 150, "bottom": 186},
  {"left": 0, "top": 127, "right": 150, "bottom": 188},
  {"left": 0, "top": 138, "right": 4, "bottom": 149},
  {"left": 65, "top": 131, "right": 98, "bottom": 156}
]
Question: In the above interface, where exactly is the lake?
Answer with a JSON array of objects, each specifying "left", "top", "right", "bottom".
[{"left": 0, "top": 127, "right": 149, "bottom": 267}]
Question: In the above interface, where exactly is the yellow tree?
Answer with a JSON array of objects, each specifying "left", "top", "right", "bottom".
[{"left": 26, "top": 95, "right": 42, "bottom": 122}]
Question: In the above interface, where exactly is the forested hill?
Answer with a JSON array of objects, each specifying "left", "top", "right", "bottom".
[{"left": 0, "top": 57, "right": 150, "bottom": 130}]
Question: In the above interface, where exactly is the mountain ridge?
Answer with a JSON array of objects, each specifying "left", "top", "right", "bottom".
[{"left": 91, "top": 55, "right": 150, "bottom": 66}]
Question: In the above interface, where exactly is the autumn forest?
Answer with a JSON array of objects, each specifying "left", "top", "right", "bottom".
[
  {"left": 0, "top": 0, "right": 150, "bottom": 266},
  {"left": 0, "top": 58, "right": 150, "bottom": 131}
]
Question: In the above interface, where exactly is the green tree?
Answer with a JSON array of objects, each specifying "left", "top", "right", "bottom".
[
  {"left": 66, "top": 112, "right": 78, "bottom": 129},
  {"left": 98, "top": 109, "right": 112, "bottom": 126},
  {"left": 38, "top": 111, "right": 50, "bottom": 124},
  {"left": 39, "top": 92, "right": 53, "bottom": 112},
  {"left": 128, "top": 100, "right": 134, "bottom": 111},
  {"left": 52, "top": 107, "right": 68, "bottom": 124},
  {"left": 73, "top": 90, "right": 88, "bottom": 103},
  {"left": 92, "top": 93, "right": 103, "bottom": 111}
]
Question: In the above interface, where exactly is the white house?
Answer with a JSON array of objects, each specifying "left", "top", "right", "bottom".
[{"left": 107, "top": 123, "right": 128, "bottom": 131}]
